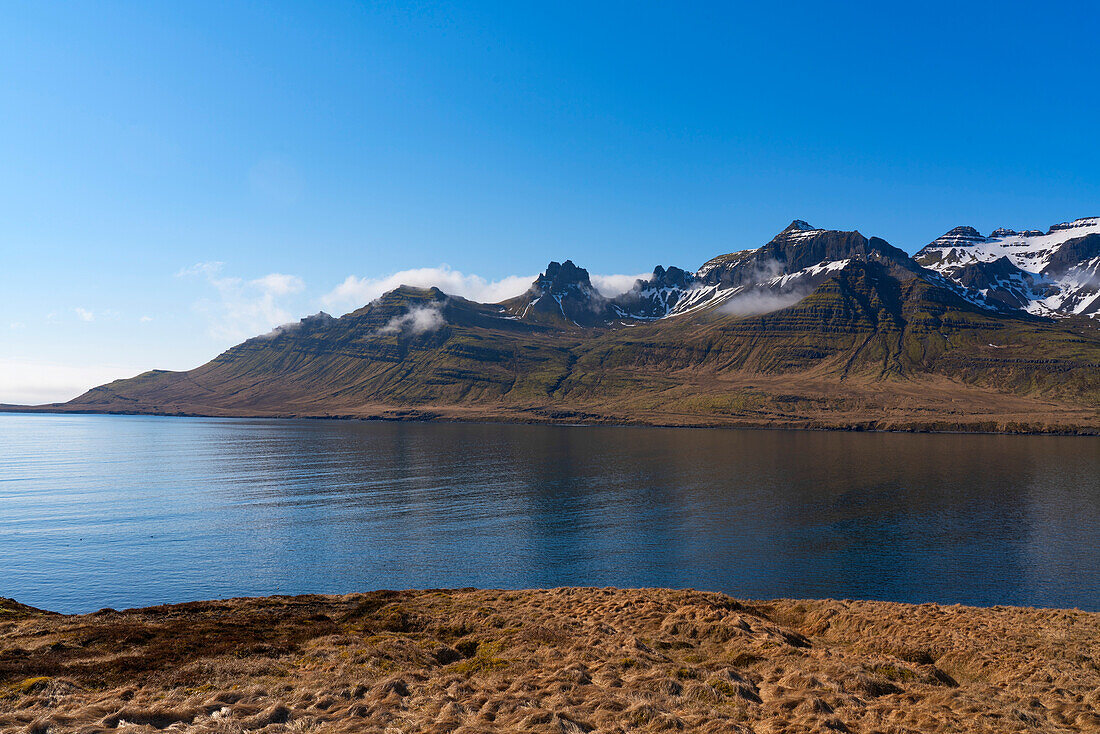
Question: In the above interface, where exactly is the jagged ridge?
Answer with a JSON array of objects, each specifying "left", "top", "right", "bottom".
[{"left": 54, "top": 218, "right": 1100, "bottom": 433}]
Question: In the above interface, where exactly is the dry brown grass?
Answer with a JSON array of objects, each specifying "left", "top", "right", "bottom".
[
  {"left": 19, "top": 369, "right": 1100, "bottom": 434},
  {"left": 1, "top": 589, "right": 1098, "bottom": 733}
]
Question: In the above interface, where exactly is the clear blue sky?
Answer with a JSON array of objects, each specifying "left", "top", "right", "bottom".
[{"left": 2, "top": 1, "right": 1098, "bottom": 403}]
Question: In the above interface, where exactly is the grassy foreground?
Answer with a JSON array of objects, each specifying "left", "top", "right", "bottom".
[{"left": 1, "top": 588, "right": 1098, "bottom": 733}]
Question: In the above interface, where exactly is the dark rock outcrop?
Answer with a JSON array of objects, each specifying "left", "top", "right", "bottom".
[
  {"left": 611, "top": 265, "right": 698, "bottom": 319},
  {"left": 502, "top": 260, "right": 618, "bottom": 327}
]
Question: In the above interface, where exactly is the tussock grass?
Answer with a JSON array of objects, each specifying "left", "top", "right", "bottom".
[{"left": 1, "top": 589, "right": 1098, "bottom": 732}]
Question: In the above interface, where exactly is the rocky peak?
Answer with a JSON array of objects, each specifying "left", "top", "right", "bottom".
[
  {"left": 301, "top": 311, "right": 335, "bottom": 324},
  {"left": 929, "top": 226, "right": 987, "bottom": 248},
  {"left": 649, "top": 265, "right": 695, "bottom": 289},
  {"left": 771, "top": 220, "right": 827, "bottom": 245},
  {"left": 609, "top": 265, "right": 699, "bottom": 320},
  {"left": 694, "top": 221, "right": 916, "bottom": 291},
  {"left": 1050, "top": 217, "right": 1100, "bottom": 233},
  {"left": 763, "top": 224, "right": 911, "bottom": 274},
  {"left": 503, "top": 260, "right": 614, "bottom": 327},
  {"left": 534, "top": 260, "right": 594, "bottom": 295},
  {"left": 254, "top": 311, "right": 338, "bottom": 342},
  {"left": 782, "top": 219, "right": 817, "bottom": 233}
]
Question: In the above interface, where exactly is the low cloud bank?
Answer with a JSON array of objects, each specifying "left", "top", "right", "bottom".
[
  {"left": 322, "top": 267, "right": 534, "bottom": 315},
  {"left": 590, "top": 273, "right": 653, "bottom": 298},
  {"left": 322, "top": 266, "right": 654, "bottom": 314},
  {"left": 718, "top": 287, "right": 810, "bottom": 316},
  {"left": 378, "top": 304, "right": 446, "bottom": 335}
]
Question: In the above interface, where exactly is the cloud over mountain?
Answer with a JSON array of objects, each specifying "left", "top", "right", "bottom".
[
  {"left": 321, "top": 267, "right": 535, "bottom": 314},
  {"left": 322, "top": 266, "right": 652, "bottom": 315},
  {"left": 177, "top": 262, "right": 306, "bottom": 341}
]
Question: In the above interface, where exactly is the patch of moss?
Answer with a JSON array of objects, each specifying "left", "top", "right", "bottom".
[
  {"left": 872, "top": 663, "right": 919, "bottom": 682},
  {"left": 476, "top": 640, "right": 505, "bottom": 657},
  {"left": 654, "top": 639, "right": 694, "bottom": 651},
  {"left": 450, "top": 640, "right": 508, "bottom": 674},
  {"left": 728, "top": 652, "right": 762, "bottom": 667},
  {"left": 4, "top": 677, "right": 50, "bottom": 696},
  {"left": 707, "top": 679, "right": 738, "bottom": 697},
  {"left": 451, "top": 656, "right": 507, "bottom": 674}
]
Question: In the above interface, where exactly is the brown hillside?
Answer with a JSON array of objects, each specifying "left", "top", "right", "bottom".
[{"left": 38, "top": 265, "right": 1100, "bottom": 433}]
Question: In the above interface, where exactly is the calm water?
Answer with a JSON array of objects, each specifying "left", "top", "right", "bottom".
[{"left": 1, "top": 413, "right": 1097, "bottom": 613}]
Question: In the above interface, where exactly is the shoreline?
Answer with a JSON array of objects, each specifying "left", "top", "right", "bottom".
[
  {"left": 4, "top": 405, "right": 1099, "bottom": 436},
  {"left": 3, "top": 588, "right": 1098, "bottom": 732}
]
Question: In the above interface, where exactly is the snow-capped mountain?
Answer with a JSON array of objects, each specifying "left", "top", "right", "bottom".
[
  {"left": 608, "top": 220, "right": 924, "bottom": 320},
  {"left": 500, "top": 217, "right": 1100, "bottom": 328},
  {"left": 608, "top": 265, "right": 696, "bottom": 319},
  {"left": 914, "top": 217, "right": 1100, "bottom": 317},
  {"left": 54, "top": 216, "right": 1100, "bottom": 433}
]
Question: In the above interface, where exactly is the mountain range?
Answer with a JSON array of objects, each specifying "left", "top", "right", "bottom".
[{"left": 23, "top": 217, "right": 1100, "bottom": 433}]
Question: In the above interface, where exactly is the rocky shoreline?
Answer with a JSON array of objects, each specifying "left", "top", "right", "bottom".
[{"left": 2, "top": 589, "right": 1098, "bottom": 733}]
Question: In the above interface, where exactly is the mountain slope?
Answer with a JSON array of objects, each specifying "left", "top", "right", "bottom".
[
  {"left": 915, "top": 217, "right": 1100, "bottom": 317},
  {"left": 53, "top": 218, "right": 1100, "bottom": 433}
]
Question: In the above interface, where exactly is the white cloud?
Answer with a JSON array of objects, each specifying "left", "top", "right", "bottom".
[
  {"left": 590, "top": 273, "right": 652, "bottom": 297},
  {"left": 71, "top": 308, "right": 121, "bottom": 322},
  {"left": 321, "top": 266, "right": 536, "bottom": 314},
  {"left": 320, "top": 265, "right": 655, "bottom": 314},
  {"left": 378, "top": 304, "right": 446, "bottom": 335},
  {"left": 252, "top": 272, "right": 305, "bottom": 296},
  {"left": 178, "top": 261, "right": 306, "bottom": 341},
  {"left": 0, "top": 358, "right": 147, "bottom": 406},
  {"left": 718, "top": 287, "right": 810, "bottom": 316},
  {"left": 177, "top": 261, "right": 225, "bottom": 279},
  {"left": 140, "top": 315, "right": 153, "bottom": 323}
]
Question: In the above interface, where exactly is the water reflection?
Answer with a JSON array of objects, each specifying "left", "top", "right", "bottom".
[{"left": 0, "top": 413, "right": 1097, "bottom": 613}]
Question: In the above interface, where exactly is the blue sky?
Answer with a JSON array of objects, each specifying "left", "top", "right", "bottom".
[{"left": 2, "top": 1, "right": 1098, "bottom": 403}]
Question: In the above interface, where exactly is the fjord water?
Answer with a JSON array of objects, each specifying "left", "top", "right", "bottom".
[{"left": 1, "top": 413, "right": 1097, "bottom": 614}]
